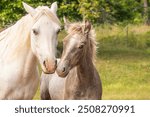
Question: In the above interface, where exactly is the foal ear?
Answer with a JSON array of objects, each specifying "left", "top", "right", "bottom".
[
  {"left": 22, "top": 2, "right": 36, "bottom": 17},
  {"left": 83, "top": 20, "right": 91, "bottom": 34},
  {"left": 50, "top": 2, "right": 58, "bottom": 14},
  {"left": 63, "top": 16, "right": 71, "bottom": 31}
]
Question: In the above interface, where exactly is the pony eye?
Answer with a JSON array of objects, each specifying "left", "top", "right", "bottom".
[
  {"left": 57, "top": 29, "right": 61, "bottom": 34},
  {"left": 32, "top": 29, "right": 39, "bottom": 35}
]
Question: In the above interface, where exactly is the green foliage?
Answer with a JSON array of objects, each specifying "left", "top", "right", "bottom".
[
  {"left": 58, "top": 0, "right": 81, "bottom": 21},
  {"left": 0, "top": 0, "right": 53, "bottom": 27},
  {"left": 78, "top": 0, "right": 100, "bottom": 22},
  {"left": 0, "top": 0, "right": 147, "bottom": 27},
  {"left": 109, "top": 0, "right": 141, "bottom": 21},
  {"left": 0, "top": 0, "right": 23, "bottom": 27}
]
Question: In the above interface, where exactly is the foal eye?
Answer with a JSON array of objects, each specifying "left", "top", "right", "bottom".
[
  {"left": 79, "top": 44, "right": 84, "bottom": 49},
  {"left": 32, "top": 29, "right": 39, "bottom": 35}
]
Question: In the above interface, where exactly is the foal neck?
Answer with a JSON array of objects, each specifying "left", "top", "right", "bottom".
[{"left": 77, "top": 44, "right": 95, "bottom": 83}]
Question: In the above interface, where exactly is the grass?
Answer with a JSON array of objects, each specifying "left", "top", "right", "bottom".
[
  {"left": 33, "top": 24, "right": 150, "bottom": 100},
  {"left": 96, "top": 52, "right": 150, "bottom": 99},
  {"left": 96, "top": 24, "right": 150, "bottom": 99}
]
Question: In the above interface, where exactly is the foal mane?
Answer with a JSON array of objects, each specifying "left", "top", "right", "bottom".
[{"left": 66, "top": 22, "right": 97, "bottom": 63}]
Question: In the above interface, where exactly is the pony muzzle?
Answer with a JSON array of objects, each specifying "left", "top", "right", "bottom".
[{"left": 42, "top": 59, "right": 57, "bottom": 74}]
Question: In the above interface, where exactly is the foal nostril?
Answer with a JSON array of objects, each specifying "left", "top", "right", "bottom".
[{"left": 62, "top": 67, "right": 65, "bottom": 72}]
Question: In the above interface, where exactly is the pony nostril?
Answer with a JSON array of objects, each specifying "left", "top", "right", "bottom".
[
  {"left": 62, "top": 67, "right": 65, "bottom": 72},
  {"left": 43, "top": 60, "right": 46, "bottom": 67}
]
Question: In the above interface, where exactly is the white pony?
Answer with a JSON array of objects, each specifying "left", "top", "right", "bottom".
[{"left": 0, "top": 2, "right": 61, "bottom": 99}]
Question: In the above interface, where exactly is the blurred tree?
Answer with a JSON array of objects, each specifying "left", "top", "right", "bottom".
[
  {"left": 58, "top": 0, "right": 81, "bottom": 21},
  {"left": 0, "top": 0, "right": 147, "bottom": 27},
  {"left": 143, "top": 0, "right": 150, "bottom": 25},
  {"left": 0, "top": 0, "right": 23, "bottom": 27},
  {"left": 0, "top": 0, "right": 53, "bottom": 27},
  {"left": 108, "top": 0, "right": 142, "bottom": 23},
  {"left": 78, "top": 0, "right": 100, "bottom": 23}
]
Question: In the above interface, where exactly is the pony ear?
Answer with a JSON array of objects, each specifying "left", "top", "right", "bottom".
[
  {"left": 63, "top": 16, "right": 71, "bottom": 31},
  {"left": 83, "top": 20, "right": 91, "bottom": 34},
  {"left": 50, "top": 2, "right": 58, "bottom": 14},
  {"left": 22, "top": 2, "right": 36, "bottom": 17}
]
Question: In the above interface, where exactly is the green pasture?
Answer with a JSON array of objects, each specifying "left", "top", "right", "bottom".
[{"left": 34, "top": 24, "right": 150, "bottom": 100}]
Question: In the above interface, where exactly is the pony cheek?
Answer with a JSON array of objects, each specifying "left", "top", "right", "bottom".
[{"left": 30, "top": 43, "right": 38, "bottom": 56}]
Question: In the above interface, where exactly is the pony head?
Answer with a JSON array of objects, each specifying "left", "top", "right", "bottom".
[{"left": 23, "top": 2, "right": 61, "bottom": 74}]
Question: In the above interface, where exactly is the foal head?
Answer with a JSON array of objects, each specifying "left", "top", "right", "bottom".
[
  {"left": 23, "top": 2, "right": 61, "bottom": 74},
  {"left": 56, "top": 19, "right": 94, "bottom": 77}
]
